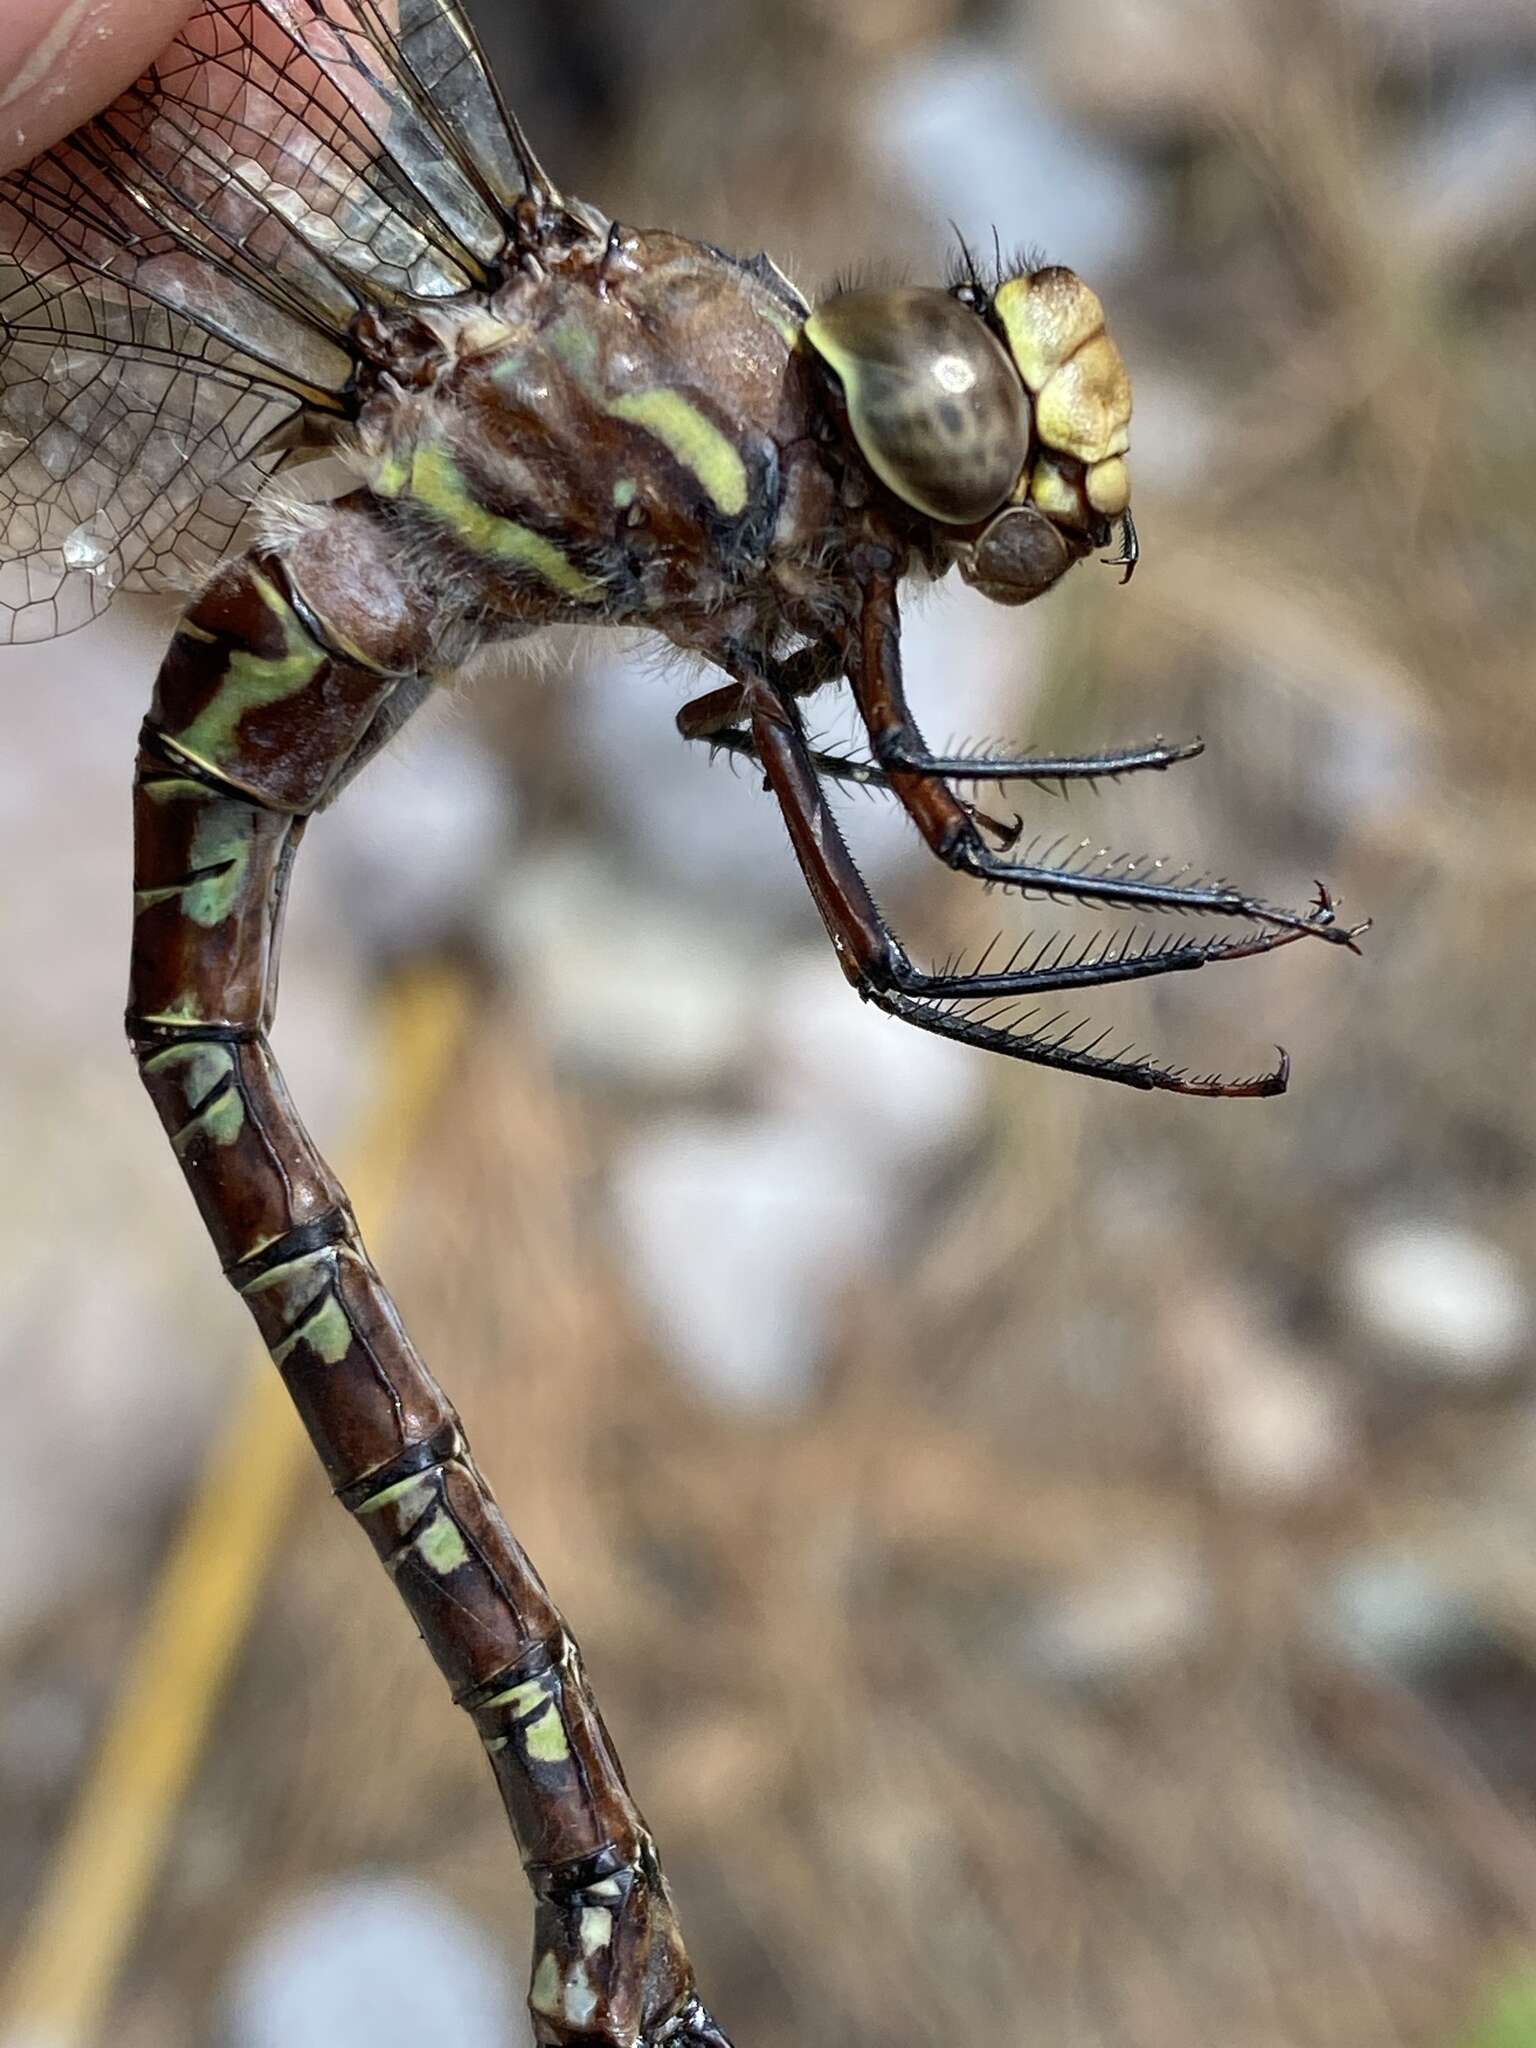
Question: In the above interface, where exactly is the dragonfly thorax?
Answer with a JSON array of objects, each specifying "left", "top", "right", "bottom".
[{"left": 341, "top": 222, "right": 856, "bottom": 663}]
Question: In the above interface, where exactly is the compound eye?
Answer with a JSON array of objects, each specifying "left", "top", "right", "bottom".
[
  {"left": 956, "top": 505, "right": 1076, "bottom": 607},
  {"left": 804, "top": 287, "right": 1030, "bottom": 525}
]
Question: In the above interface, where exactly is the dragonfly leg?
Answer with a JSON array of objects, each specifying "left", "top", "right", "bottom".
[
  {"left": 845, "top": 553, "right": 1364, "bottom": 949},
  {"left": 678, "top": 678, "right": 889, "bottom": 791},
  {"left": 679, "top": 668, "right": 1023, "bottom": 848},
  {"left": 128, "top": 527, "right": 728, "bottom": 2048},
  {"left": 745, "top": 670, "right": 1299, "bottom": 1096}
]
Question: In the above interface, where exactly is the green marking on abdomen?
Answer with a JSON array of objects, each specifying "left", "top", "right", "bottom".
[
  {"left": 133, "top": 801, "right": 253, "bottom": 930},
  {"left": 523, "top": 1702, "right": 572, "bottom": 1764},
  {"left": 270, "top": 1289, "right": 353, "bottom": 1367},
  {"left": 606, "top": 388, "right": 749, "bottom": 516},
  {"left": 135, "top": 995, "right": 221, "bottom": 1030},
  {"left": 373, "top": 439, "right": 602, "bottom": 603},
  {"left": 580, "top": 1907, "right": 613, "bottom": 1955},
  {"left": 482, "top": 1674, "right": 547, "bottom": 1717},
  {"left": 170, "top": 1084, "right": 246, "bottom": 1153},
  {"left": 142, "top": 1039, "right": 234, "bottom": 1104},
  {"left": 530, "top": 1953, "right": 563, "bottom": 2018},
  {"left": 140, "top": 1041, "right": 246, "bottom": 1150},
  {"left": 166, "top": 568, "right": 327, "bottom": 770},
  {"left": 355, "top": 1471, "right": 438, "bottom": 1520},
  {"left": 415, "top": 1509, "right": 470, "bottom": 1575}
]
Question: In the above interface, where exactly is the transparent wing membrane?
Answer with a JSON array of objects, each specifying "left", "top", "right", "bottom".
[
  {"left": 0, "top": 0, "right": 533, "bottom": 644},
  {"left": 0, "top": 270, "right": 306, "bottom": 639}
]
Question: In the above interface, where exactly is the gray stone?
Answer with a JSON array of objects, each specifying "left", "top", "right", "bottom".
[
  {"left": 486, "top": 841, "right": 763, "bottom": 1089},
  {"left": 304, "top": 698, "right": 513, "bottom": 958},
  {"left": 760, "top": 949, "right": 985, "bottom": 1171},
  {"left": 1392, "top": 76, "right": 1536, "bottom": 267},
  {"left": 1018, "top": 1545, "right": 1214, "bottom": 1682},
  {"left": 221, "top": 1876, "right": 524, "bottom": 2048},
  {"left": 1324, "top": 1555, "right": 1492, "bottom": 1678},
  {"left": 609, "top": 1112, "right": 879, "bottom": 1409},
  {"left": 569, "top": 576, "right": 1047, "bottom": 919},
  {"left": 1341, "top": 1218, "right": 1531, "bottom": 1382}
]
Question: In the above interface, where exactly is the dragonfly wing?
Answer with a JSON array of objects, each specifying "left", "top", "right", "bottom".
[
  {"left": 0, "top": 0, "right": 556, "bottom": 644},
  {"left": 0, "top": 230, "right": 329, "bottom": 642},
  {"left": 361, "top": 0, "right": 545, "bottom": 221}
]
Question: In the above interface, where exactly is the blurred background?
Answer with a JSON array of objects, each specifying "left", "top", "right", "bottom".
[{"left": 5, "top": 0, "right": 1536, "bottom": 2042}]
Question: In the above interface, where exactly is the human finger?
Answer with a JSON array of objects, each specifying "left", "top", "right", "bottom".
[{"left": 0, "top": 0, "right": 194, "bottom": 172}]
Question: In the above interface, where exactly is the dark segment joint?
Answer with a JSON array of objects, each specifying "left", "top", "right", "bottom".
[
  {"left": 136, "top": 721, "right": 299, "bottom": 813},
  {"left": 125, "top": 1013, "right": 265, "bottom": 1050},
  {"left": 225, "top": 1208, "right": 357, "bottom": 1289},
  {"left": 335, "top": 1420, "right": 467, "bottom": 1512},
  {"left": 456, "top": 1631, "right": 562, "bottom": 1712},
  {"left": 280, "top": 565, "right": 420, "bottom": 683},
  {"left": 527, "top": 1841, "right": 635, "bottom": 1902}
]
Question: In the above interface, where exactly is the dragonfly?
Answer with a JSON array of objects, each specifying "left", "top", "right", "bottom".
[{"left": 0, "top": 3, "right": 1362, "bottom": 2042}]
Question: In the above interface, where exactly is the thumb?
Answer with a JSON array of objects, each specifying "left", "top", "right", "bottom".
[{"left": 0, "top": 0, "right": 194, "bottom": 173}]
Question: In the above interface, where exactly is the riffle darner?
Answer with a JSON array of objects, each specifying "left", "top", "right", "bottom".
[{"left": 0, "top": 4, "right": 1363, "bottom": 2041}]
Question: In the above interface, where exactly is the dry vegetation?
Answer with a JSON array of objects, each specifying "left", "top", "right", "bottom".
[{"left": 7, "top": 2, "right": 1536, "bottom": 2044}]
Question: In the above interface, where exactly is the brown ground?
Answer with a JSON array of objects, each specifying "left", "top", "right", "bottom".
[{"left": 6, "top": 2, "right": 1536, "bottom": 2044}]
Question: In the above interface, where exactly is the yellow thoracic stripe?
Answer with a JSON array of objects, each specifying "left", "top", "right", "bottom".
[
  {"left": 606, "top": 388, "right": 749, "bottom": 517},
  {"left": 375, "top": 439, "right": 604, "bottom": 602}
]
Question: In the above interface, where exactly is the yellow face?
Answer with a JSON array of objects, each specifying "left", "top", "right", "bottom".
[
  {"left": 804, "top": 264, "right": 1134, "bottom": 603},
  {"left": 992, "top": 267, "right": 1131, "bottom": 527}
]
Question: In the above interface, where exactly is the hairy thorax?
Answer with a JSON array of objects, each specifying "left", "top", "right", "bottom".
[{"left": 346, "top": 224, "right": 844, "bottom": 666}]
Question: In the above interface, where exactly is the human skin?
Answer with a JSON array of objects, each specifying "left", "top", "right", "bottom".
[{"left": 0, "top": 0, "right": 192, "bottom": 172}]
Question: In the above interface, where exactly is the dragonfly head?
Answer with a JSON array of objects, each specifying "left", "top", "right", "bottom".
[{"left": 803, "top": 264, "right": 1134, "bottom": 605}]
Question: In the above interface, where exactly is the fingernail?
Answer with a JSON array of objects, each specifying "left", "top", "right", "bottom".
[{"left": 0, "top": 0, "right": 98, "bottom": 112}]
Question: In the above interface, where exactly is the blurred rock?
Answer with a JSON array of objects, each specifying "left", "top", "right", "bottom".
[
  {"left": 799, "top": 0, "right": 965, "bottom": 56},
  {"left": 609, "top": 1112, "right": 878, "bottom": 1408},
  {"left": 1038, "top": 0, "right": 1536, "bottom": 156},
  {"left": 875, "top": 38, "right": 1156, "bottom": 275},
  {"left": 1120, "top": 369, "right": 1223, "bottom": 497},
  {"left": 1033, "top": 0, "right": 1262, "bottom": 141},
  {"left": 1333, "top": 0, "right": 1536, "bottom": 60},
  {"left": 1161, "top": 1283, "right": 1353, "bottom": 1503},
  {"left": 1341, "top": 1218, "right": 1531, "bottom": 1384},
  {"left": 566, "top": 639, "right": 848, "bottom": 921},
  {"left": 305, "top": 699, "right": 514, "bottom": 959},
  {"left": 221, "top": 1877, "right": 524, "bottom": 2048},
  {"left": 1394, "top": 76, "right": 1536, "bottom": 269},
  {"left": 760, "top": 949, "right": 985, "bottom": 1170},
  {"left": 1323, "top": 1554, "right": 1493, "bottom": 1678},
  {"left": 1018, "top": 1543, "right": 1214, "bottom": 1682},
  {"left": 571, "top": 577, "right": 1044, "bottom": 920},
  {"left": 486, "top": 841, "right": 763, "bottom": 1089},
  {"left": 0, "top": 1679, "right": 90, "bottom": 1800},
  {"left": 1174, "top": 557, "right": 1429, "bottom": 846}
]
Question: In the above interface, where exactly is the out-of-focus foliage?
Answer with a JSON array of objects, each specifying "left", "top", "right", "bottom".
[{"left": 4, "top": 2, "right": 1536, "bottom": 2045}]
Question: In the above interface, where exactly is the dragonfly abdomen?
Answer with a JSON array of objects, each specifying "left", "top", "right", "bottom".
[{"left": 128, "top": 528, "right": 708, "bottom": 2048}]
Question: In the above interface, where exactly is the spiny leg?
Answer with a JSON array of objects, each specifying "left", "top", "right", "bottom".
[
  {"left": 846, "top": 551, "right": 1364, "bottom": 947},
  {"left": 678, "top": 678, "right": 1023, "bottom": 847},
  {"left": 678, "top": 679, "right": 1205, "bottom": 797},
  {"left": 128, "top": 528, "right": 727, "bottom": 2048},
  {"left": 742, "top": 670, "right": 1302, "bottom": 1097}
]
